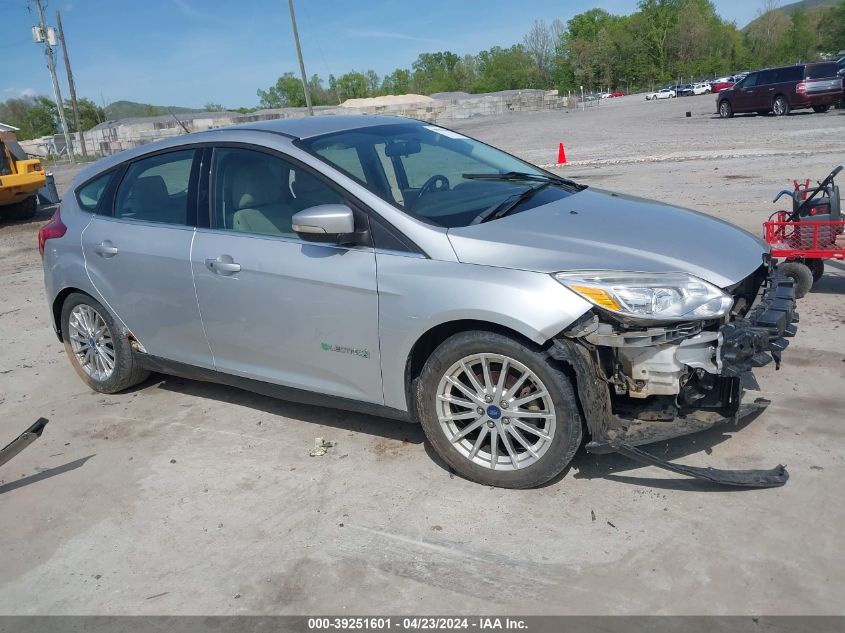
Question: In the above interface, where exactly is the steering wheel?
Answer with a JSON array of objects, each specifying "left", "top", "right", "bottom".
[{"left": 418, "top": 174, "right": 450, "bottom": 198}]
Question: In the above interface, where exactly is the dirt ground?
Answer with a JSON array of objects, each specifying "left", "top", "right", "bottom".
[{"left": 1, "top": 94, "right": 844, "bottom": 615}]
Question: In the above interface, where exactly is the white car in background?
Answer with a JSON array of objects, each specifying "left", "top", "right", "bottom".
[
  {"left": 645, "top": 88, "right": 676, "bottom": 100},
  {"left": 692, "top": 82, "right": 711, "bottom": 95}
]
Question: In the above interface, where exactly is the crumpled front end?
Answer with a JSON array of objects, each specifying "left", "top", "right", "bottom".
[{"left": 551, "top": 264, "right": 798, "bottom": 451}]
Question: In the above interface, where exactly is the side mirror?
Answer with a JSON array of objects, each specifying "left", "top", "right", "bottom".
[{"left": 292, "top": 204, "right": 359, "bottom": 245}]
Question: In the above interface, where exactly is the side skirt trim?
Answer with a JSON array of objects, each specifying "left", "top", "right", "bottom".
[{"left": 134, "top": 354, "right": 411, "bottom": 422}]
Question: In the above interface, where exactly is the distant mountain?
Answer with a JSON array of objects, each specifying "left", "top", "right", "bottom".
[
  {"left": 743, "top": 0, "right": 838, "bottom": 29},
  {"left": 104, "top": 100, "right": 195, "bottom": 120}
]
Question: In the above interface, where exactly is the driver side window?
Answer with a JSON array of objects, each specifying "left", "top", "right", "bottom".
[
  {"left": 211, "top": 147, "right": 343, "bottom": 238},
  {"left": 741, "top": 73, "right": 758, "bottom": 88}
]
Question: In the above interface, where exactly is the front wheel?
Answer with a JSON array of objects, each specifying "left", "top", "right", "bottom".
[
  {"left": 60, "top": 292, "right": 150, "bottom": 393},
  {"left": 812, "top": 105, "right": 830, "bottom": 114},
  {"left": 719, "top": 100, "right": 733, "bottom": 118},
  {"left": 414, "top": 331, "right": 583, "bottom": 489}
]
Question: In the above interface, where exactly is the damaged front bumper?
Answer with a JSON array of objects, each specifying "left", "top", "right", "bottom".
[{"left": 552, "top": 271, "right": 798, "bottom": 487}]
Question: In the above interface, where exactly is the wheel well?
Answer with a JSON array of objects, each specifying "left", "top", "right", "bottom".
[
  {"left": 52, "top": 287, "right": 92, "bottom": 341},
  {"left": 403, "top": 320, "right": 544, "bottom": 407}
]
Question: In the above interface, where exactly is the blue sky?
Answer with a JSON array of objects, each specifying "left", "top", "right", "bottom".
[{"left": 1, "top": 0, "right": 761, "bottom": 109}]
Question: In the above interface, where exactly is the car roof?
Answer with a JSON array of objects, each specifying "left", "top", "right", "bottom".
[
  {"left": 227, "top": 114, "right": 420, "bottom": 140},
  {"left": 69, "top": 114, "right": 427, "bottom": 187}
]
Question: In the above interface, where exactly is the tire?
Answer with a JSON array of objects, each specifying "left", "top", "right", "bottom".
[
  {"left": 6, "top": 195, "right": 38, "bottom": 220},
  {"left": 414, "top": 331, "right": 583, "bottom": 489},
  {"left": 719, "top": 100, "right": 733, "bottom": 118},
  {"left": 779, "top": 262, "right": 813, "bottom": 298},
  {"left": 60, "top": 292, "right": 150, "bottom": 394},
  {"left": 805, "top": 258, "right": 824, "bottom": 283},
  {"left": 773, "top": 95, "right": 790, "bottom": 117},
  {"left": 812, "top": 105, "right": 830, "bottom": 114}
]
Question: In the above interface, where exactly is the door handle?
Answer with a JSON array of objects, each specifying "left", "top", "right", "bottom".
[
  {"left": 95, "top": 241, "right": 119, "bottom": 257},
  {"left": 205, "top": 256, "right": 241, "bottom": 274}
]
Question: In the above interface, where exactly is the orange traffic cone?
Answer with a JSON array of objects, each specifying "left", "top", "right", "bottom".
[{"left": 557, "top": 142, "right": 567, "bottom": 165}]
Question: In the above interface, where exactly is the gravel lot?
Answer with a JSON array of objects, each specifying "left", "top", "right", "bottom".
[{"left": 1, "top": 94, "right": 844, "bottom": 615}]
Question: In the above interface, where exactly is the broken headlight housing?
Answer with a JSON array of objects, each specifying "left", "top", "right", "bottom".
[{"left": 554, "top": 271, "right": 734, "bottom": 321}]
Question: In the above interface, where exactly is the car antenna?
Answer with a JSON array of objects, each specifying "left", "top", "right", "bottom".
[{"left": 167, "top": 107, "right": 190, "bottom": 134}]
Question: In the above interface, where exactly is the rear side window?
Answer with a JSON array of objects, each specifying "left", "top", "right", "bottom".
[
  {"left": 114, "top": 150, "right": 195, "bottom": 225},
  {"left": 776, "top": 66, "right": 803, "bottom": 82},
  {"left": 805, "top": 63, "right": 839, "bottom": 80},
  {"left": 758, "top": 70, "right": 778, "bottom": 85},
  {"left": 76, "top": 172, "right": 112, "bottom": 212}
]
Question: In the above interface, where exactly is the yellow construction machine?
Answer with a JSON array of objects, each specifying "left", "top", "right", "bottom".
[{"left": 0, "top": 138, "right": 46, "bottom": 220}]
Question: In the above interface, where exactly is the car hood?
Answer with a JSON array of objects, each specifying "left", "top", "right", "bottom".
[{"left": 446, "top": 188, "right": 767, "bottom": 288}]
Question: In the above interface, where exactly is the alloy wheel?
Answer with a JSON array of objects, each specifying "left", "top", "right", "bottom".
[
  {"left": 435, "top": 353, "right": 556, "bottom": 471},
  {"left": 773, "top": 97, "right": 788, "bottom": 116},
  {"left": 67, "top": 304, "right": 116, "bottom": 381}
]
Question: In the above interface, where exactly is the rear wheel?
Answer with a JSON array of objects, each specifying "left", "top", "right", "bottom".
[
  {"left": 779, "top": 262, "right": 813, "bottom": 298},
  {"left": 773, "top": 96, "right": 790, "bottom": 116},
  {"left": 60, "top": 292, "right": 149, "bottom": 393},
  {"left": 414, "top": 331, "right": 583, "bottom": 489},
  {"left": 812, "top": 105, "right": 830, "bottom": 114},
  {"left": 719, "top": 100, "right": 733, "bottom": 118}
]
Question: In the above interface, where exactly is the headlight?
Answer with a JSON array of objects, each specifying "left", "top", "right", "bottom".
[{"left": 554, "top": 271, "right": 733, "bottom": 321}]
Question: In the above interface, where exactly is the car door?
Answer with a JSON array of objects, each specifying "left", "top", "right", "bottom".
[
  {"left": 190, "top": 145, "right": 383, "bottom": 404},
  {"left": 81, "top": 148, "right": 214, "bottom": 369},
  {"left": 733, "top": 73, "right": 759, "bottom": 111},
  {"left": 754, "top": 69, "right": 781, "bottom": 110}
]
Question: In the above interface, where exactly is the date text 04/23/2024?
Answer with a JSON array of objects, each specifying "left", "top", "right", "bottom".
[{"left": 307, "top": 617, "right": 528, "bottom": 630}]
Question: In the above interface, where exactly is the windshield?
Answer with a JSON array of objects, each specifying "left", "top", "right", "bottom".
[{"left": 299, "top": 123, "right": 583, "bottom": 228}]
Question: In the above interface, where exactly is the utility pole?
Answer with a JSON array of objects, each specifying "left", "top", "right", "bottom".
[
  {"left": 31, "top": 0, "right": 74, "bottom": 163},
  {"left": 287, "top": 0, "right": 313, "bottom": 116},
  {"left": 56, "top": 10, "right": 86, "bottom": 157}
]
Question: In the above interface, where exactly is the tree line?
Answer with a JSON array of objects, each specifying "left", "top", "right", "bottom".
[
  {"left": 257, "top": 0, "right": 845, "bottom": 108},
  {"left": 0, "top": 96, "right": 105, "bottom": 142},
  {"left": 3, "top": 0, "right": 844, "bottom": 139}
]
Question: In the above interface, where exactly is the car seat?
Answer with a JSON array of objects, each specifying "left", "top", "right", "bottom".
[
  {"left": 230, "top": 161, "right": 295, "bottom": 237},
  {"left": 125, "top": 175, "right": 182, "bottom": 223}
]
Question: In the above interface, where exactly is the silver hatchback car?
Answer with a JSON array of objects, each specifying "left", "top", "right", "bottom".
[{"left": 40, "top": 115, "right": 797, "bottom": 488}]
